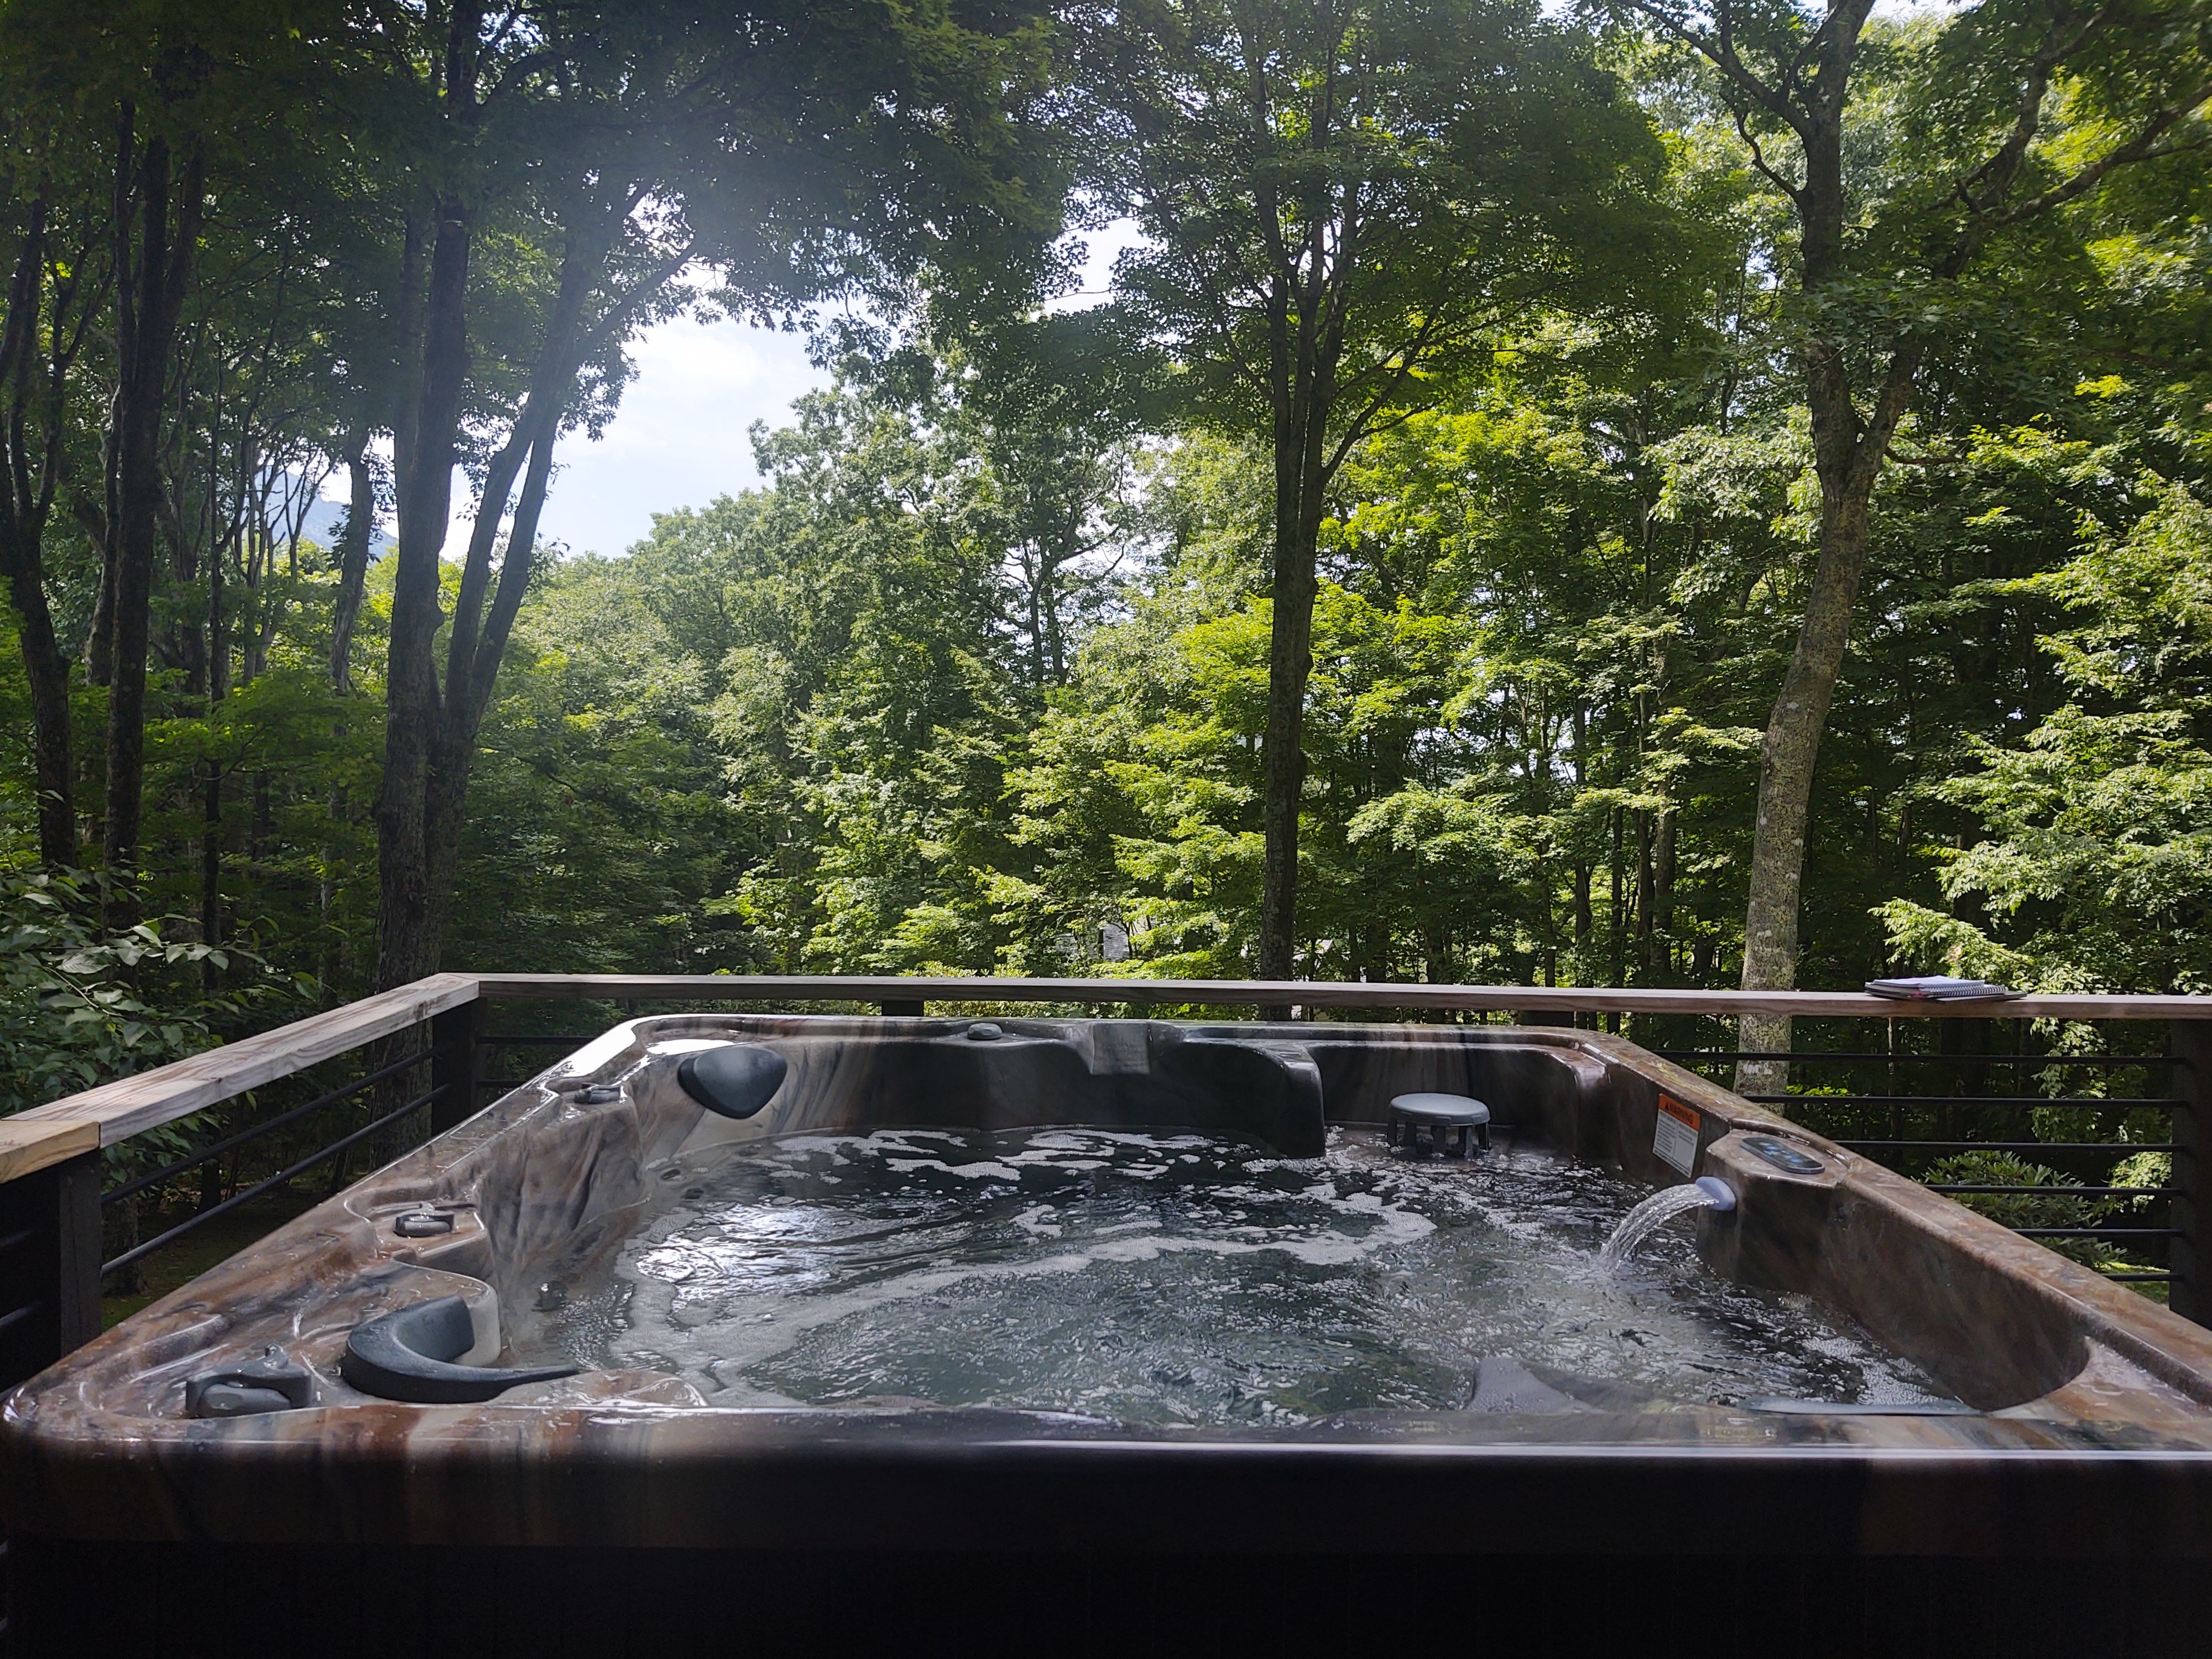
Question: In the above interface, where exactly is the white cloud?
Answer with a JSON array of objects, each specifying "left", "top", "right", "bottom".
[{"left": 536, "top": 311, "right": 823, "bottom": 556}]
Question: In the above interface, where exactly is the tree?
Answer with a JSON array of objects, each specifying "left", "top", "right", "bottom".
[
  {"left": 99, "top": 114, "right": 204, "bottom": 913},
  {"left": 939, "top": 311, "right": 1153, "bottom": 690},
  {"left": 1603, "top": 0, "right": 2212, "bottom": 1091},
  {"left": 370, "top": 0, "right": 1062, "bottom": 987},
  {"left": 0, "top": 158, "right": 111, "bottom": 868},
  {"left": 1089, "top": 0, "right": 1670, "bottom": 984},
  {"left": 1881, "top": 477, "right": 2212, "bottom": 995},
  {"left": 0, "top": 0, "right": 344, "bottom": 918}
]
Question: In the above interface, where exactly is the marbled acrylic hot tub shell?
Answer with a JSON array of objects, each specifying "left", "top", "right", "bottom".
[{"left": 9, "top": 1015, "right": 2212, "bottom": 1655}]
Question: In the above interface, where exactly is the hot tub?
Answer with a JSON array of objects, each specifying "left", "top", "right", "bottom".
[{"left": 7, "top": 1015, "right": 2212, "bottom": 1657}]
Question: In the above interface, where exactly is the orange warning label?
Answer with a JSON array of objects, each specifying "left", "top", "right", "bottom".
[{"left": 1653, "top": 1094, "right": 1700, "bottom": 1175}]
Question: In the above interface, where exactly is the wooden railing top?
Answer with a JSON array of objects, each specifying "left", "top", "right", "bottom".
[
  {"left": 2, "top": 970, "right": 2206, "bottom": 1186},
  {"left": 471, "top": 973, "right": 2212, "bottom": 1021},
  {"left": 0, "top": 974, "right": 478, "bottom": 1184}
]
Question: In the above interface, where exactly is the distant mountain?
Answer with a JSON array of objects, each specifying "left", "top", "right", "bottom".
[{"left": 295, "top": 496, "right": 393, "bottom": 556}]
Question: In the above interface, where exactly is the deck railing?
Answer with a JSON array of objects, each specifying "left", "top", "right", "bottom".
[{"left": 1, "top": 972, "right": 2207, "bottom": 1389}]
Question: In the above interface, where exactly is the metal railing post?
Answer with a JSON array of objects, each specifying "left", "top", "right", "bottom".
[
  {"left": 0, "top": 1149, "right": 102, "bottom": 1389},
  {"left": 429, "top": 1000, "right": 485, "bottom": 1135},
  {"left": 2170, "top": 1018, "right": 2210, "bottom": 1325}
]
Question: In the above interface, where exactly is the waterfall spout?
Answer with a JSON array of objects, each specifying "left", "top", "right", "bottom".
[{"left": 1599, "top": 1177, "right": 1736, "bottom": 1270}]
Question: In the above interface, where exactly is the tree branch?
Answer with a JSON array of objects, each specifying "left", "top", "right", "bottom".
[
  {"left": 1847, "top": 338, "right": 1927, "bottom": 498},
  {"left": 1621, "top": 0, "right": 1812, "bottom": 141},
  {"left": 1733, "top": 101, "right": 1803, "bottom": 205},
  {"left": 573, "top": 243, "right": 692, "bottom": 364},
  {"left": 468, "top": 420, "right": 555, "bottom": 723},
  {"left": 1981, "top": 80, "right": 2212, "bottom": 229},
  {"left": 1953, "top": 2, "right": 2116, "bottom": 216}
]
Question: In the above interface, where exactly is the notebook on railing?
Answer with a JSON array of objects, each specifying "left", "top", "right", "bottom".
[{"left": 1864, "top": 974, "right": 2019, "bottom": 1001}]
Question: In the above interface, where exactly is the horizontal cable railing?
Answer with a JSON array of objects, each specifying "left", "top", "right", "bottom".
[
  {"left": 100, "top": 1082, "right": 450, "bottom": 1282},
  {"left": 100, "top": 1046, "right": 434, "bottom": 1209},
  {"left": 0, "top": 973, "right": 2205, "bottom": 1390}
]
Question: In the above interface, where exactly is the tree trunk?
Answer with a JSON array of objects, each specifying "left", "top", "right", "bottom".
[
  {"left": 1537, "top": 851, "right": 1558, "bottom": 987},
  {"left": 0, "top": 194, "right": 75, "bottom": 868},
  {"left": 1042, "top": 554, "right": 1066, "bottom": 683},
  {"left": 4, "top": 552, "right": 75, "bottom": 866},
  {"left": 1700, "top": 0, "right": 2157, "bottom": 1080},
  {"left": 375, "top": 186, "right": 474, "bottom": 988},
  {"left": 85, "top": 110, "right": 136, "bottom": 691},
  {"left": 1255, "top": 274, "right": 1338, "bottom": 988},
  {"left": 200, "top": 497, "right": 227, "bottom": 983},
  {"left": 1608, "top": 805, "right": 1624, "bottom": 987},
  {"left": 1256, "top": 466, "right": 1319, "bottom": 984},
  {"left": 101, "top": 132, "right": 205, "bottom": 914},
  {"left": 0, "top": 207, "right": 71, "bottom": 864},
  {"left": 1734, "top": 477, "right": 1876, "bottom": 1094},
  {"left": 426, "top": 420, "right": 562, "bottom": 951},
  {"left": 329, "top": 431, "right": 375, "bottom": 691},
  {"left": 1635, "top": 808, "right": 1654, "bottom": 974},
  {"left": 1024, "top": 559, "right": 1045, "bottom": 686},
  {"left": 1729, "top": 25, "right": 1913, "bottom": 1096},
  {"left": 199, "top": 763, "right": 221, "bottom": 986},
  {"left": 377, "top": 414, "right": 562, "bottom": 989},
  {"left": 372, "top": 3, "right": 688, "bottom": 992},
  {"left": 85, "top": 514, "right": 115, "bottom": 686},
  {"left": 0, "top": 182, "right": 112, "bottom": 869},
  {"left": 376, "top": 142, "right": 604, "bottom": 989},
  {"left": 101, "top": 142, "right": 170, "bottom": 899}
]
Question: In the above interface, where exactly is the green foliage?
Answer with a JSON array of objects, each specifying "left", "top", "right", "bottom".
[
  {"left": 0, "top": 870, "right": 307, "bottom": 1114},
  {"left": 1881, "top": 479, "right": 2212, "bottom": 992},
  {"left": 1919, "top": 1150, "right": 2123, "bottom": 1271},
  {"left": 1095, "top": 0, "right": 1680, "bottom": 441}
]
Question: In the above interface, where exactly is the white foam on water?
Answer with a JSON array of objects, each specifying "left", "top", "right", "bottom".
[{"left": 530, "top": 1126, "right": 1954, "bottom": 1425}]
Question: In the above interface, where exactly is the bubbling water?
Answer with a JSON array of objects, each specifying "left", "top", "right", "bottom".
[{"left": 529, "top": 1126, "right": 1953, "bottom": 1426}]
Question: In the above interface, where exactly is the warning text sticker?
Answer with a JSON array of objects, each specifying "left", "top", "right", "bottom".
[{"left": 1652, "top": 1094, "right": 1700, "bottom": 1176}]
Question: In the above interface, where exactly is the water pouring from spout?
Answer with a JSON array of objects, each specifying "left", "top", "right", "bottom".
[{"left": 1599, "top": 1177, "right": 1735, "bottom": 1270}]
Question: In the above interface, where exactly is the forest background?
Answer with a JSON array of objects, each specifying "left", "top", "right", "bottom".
[{"left": 4, "top": 0, "right": 2212, "bottom": 1141}]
